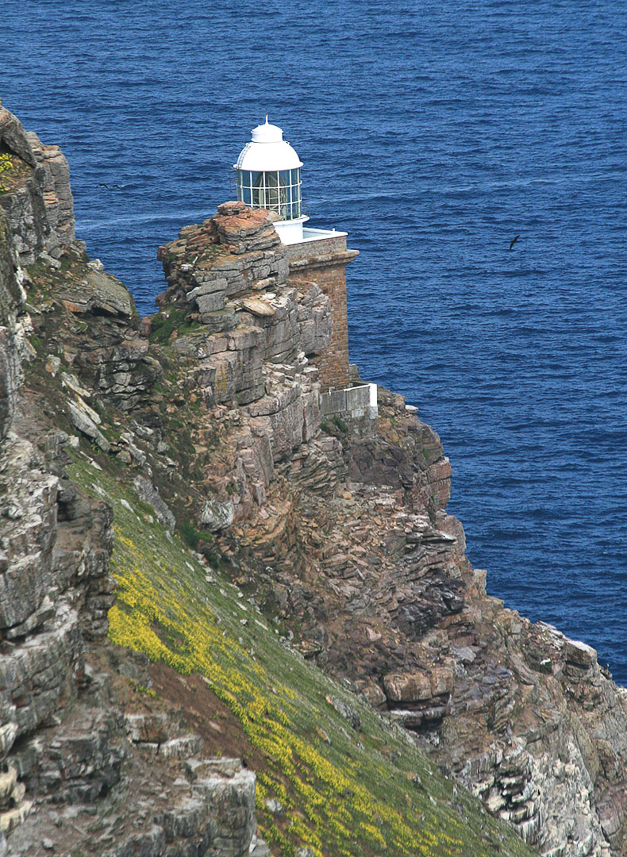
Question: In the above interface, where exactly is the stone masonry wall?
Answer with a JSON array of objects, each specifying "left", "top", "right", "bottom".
[
  {"left": 288, "top": 260, "right": 351, "bottom": 391},
  {"left": 284, "top": 233, "right": 348, "bottom": 263}
]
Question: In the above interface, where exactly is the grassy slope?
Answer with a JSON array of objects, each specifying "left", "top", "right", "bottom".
[{"left": 70, "top": 454, "right": 535, "bottom": 857}]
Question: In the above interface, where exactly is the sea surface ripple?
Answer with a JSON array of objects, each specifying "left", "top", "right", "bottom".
[{"left": 3, "top": 1, "right": 627, "bottom": 679}]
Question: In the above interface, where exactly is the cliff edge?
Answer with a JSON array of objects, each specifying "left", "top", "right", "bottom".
[{"left": 0, "top": 102, "right": 625, "bottom": 857}]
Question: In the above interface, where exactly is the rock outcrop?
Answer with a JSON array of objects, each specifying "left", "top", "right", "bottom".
[
  {"left": 0, "top": 209, "right": 24, "bottom": 443},
  {"left": 0, "top": 107, "right": 260, "bottom": 857},
  {"left": 2, "top": 101, "right": 627, "bottom": 857},
  {"left": 0, "top": 101, "right": 75, "bottom": 264},
  {"left": 150, "top": 206, "right": 627, "bottom": 856}
]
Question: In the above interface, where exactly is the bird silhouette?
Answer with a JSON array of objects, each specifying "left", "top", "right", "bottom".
[
  {"left": 509, "top": 235, "right": 521, "bottom": 250},
  {"left": 97, "top": 182, "right": 109, "bottom": 188}
]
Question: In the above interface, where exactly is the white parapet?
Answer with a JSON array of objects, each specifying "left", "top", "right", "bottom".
[
  {"left": 320, "top": 384, "right": 378, "bottom": 433},
  {"left": 276, "top": 222, "right": 348, "bottom": 246},
  {"left": 274, "top": 216, "right": 307, "bottom": 244}
]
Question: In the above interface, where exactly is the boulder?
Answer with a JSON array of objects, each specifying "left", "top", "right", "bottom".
[
  {"left": 200, "top": 499, "right": 234, "bottom": 532},
  {"left": 384, "top": 672, "right": 432, "bottom": 703},
  {"left": 66, "top": 400, "right": 110, "bottom": 453},
  {"left": 133, "top": 475, "right": 176, "bottom": 529},
  {"left": 59, "top": 269, "right": 135, "bottom": 318},
  {"left": 564, "top": 639, "right": 597, "bottom": 668}
]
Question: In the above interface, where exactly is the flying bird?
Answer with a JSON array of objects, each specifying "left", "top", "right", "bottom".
[{"left": 509, "top": 235, "right": 521, "bottom": 250}]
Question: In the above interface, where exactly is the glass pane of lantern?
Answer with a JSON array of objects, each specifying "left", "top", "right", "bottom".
[
  {"left": 279, "top": 183, "right": 289, "bottom": 218},
  {"left": 252, "top": 172, "right": 264, "bottom": 207},
  {"left": 266, "top": 180, "right": 279, "bottom": 209}
]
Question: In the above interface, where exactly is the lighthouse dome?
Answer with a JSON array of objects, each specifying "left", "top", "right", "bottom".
[
  {"left": 234, "top": 118, "right": 305, "bottom": 231},
  {"left": 235, "top": 119, "right": 303, "bottom": 172}
]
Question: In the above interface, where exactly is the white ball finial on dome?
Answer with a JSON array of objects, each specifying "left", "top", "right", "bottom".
[
  {"left": 250, "top": 118, "right": 284, "bottom": 144},
  {"left": 235, "top": 118, "right": 303, "bottom": 171}
]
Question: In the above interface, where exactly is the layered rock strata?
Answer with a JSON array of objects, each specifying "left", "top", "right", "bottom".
[
  {"left": 0, "top": 108, "right": 260, "bottom": 857},
  {"left": 2, "top": 101, "right": 627, "bottom": 857},
  {"left": 0, "top": 101, "right": 75, "bottom": 264},
  {"left": 151, "top": 208, "right": 627, "bottom": 855}
]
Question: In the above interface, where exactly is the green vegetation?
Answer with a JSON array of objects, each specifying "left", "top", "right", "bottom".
[
  {"left": 179, "top": 519, "right": 203, "bottom": 550},
  {"left": 320, "top": 416, "right": 348, "bottom": 437},
  {"left": 69, "top": 455, "right": 535, "bottom": 857},
  {"left": 130, "top": 681, "right": 160, "bottom": 699},
  {"left": 149, "top": 306, "right": 202, "bottom": 344},
  {"left": 149, "top": 307, "right": 188, "bottom": 344},
  {"left": 0, "top": 149, "right": 32, "bottom": 194}
]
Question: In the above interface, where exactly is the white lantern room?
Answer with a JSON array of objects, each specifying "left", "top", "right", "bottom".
[{"left": 234, "top": 118, "right": 344, "bottom": 246}]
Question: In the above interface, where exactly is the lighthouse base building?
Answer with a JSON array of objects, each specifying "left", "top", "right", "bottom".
[
  {"left": 158, "top": 119, "right": 377, "bottom": 437},
  {"left": 285, "top": 231, "right": 357, "bottom": 392},
  {"left": 233, "top": 119, "right": 374, "bottom": 423}
]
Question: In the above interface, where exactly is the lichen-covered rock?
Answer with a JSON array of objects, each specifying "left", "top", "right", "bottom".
[
  {"left": 0, "top": 108, "right": 36, "bottom": 166},
  {"left": 0, "top": 104, "right": 75, "bottom": 264},
  {"left": 0, "top": 210, "right": 25, "bottom": 442},
  {"left": 75, "top": 335, "right": 161, "bottom": 413},
  {"left": 58, "top": 268, "right": 134, "bottom": 318},
  {"left": 193, "top": 760, "right": 257, "bottom": 856},
  {"left": 157, "top": 202, "right": 289, "bottom": 317},
  {"left": 200, "top": 498, "right": 235, "bottom": 532},
  {"left": 133, "top": 475, "right": 176, "bottom": 529},
  {"left": 29, "top": 136, "right": 75, "bottom": 247},
  {"left": 66, "top": 398, "right": 111, "bottom": 451},
  {"left": 0, "top": 435, "right": 57, "bottom": 630}
]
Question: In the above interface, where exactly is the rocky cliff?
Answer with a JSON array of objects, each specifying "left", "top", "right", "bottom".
[
  {"left": 0, "top": 102, "right": 626, "bottom": 857},
  {"left": 0, "top": 104, "right": 262, "bottom": 857}
]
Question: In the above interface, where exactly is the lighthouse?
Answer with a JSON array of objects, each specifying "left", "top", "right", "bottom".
[
  {"left": 234, "top": 118, "right": 306, "bottom": 244},
  {"left": 234, "top": 118, "right": 360, "bottom": 394}
]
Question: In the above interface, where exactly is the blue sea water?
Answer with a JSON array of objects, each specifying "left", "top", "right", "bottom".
[{"left": 2, "top": 2, "right": 627, "bottom": 678}]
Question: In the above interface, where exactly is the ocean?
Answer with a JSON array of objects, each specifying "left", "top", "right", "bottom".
[{"left": 3, "top": 1, "right": 627, "bottom": 678}]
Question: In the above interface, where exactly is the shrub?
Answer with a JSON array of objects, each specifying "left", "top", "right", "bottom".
[{"left": 180, "top": 520, "right": 202, "bottom": 549}]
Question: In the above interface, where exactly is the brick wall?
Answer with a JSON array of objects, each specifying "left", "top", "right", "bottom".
[
  {"left": 286, "top": 233, "right": 348, "bottom": 263},
  {"left": 289, "top": 262, "right": 350, "bottom": 390},
  {"left": 286, "top": 237, "right": 357, "bottom": 392}
]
